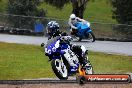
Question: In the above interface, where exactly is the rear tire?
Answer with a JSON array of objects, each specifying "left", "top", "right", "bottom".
[
  {"left": 79, "top": 37, "right": 82, "bottom": 41},
  {"left": 51, "top": 59, "right": 68, "bottom": 80}
]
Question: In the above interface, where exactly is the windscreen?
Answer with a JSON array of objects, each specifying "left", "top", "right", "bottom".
[{"left": 45, "top": 36, "right": 61, "bottom": 48}]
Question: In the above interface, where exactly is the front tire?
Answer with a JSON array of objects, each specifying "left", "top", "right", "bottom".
[
  {"left": 51, "top": 59, "right": 68, "bottom": 80},
  {"left": 87, "top": 32, "right": 95, "bottom": 42}
]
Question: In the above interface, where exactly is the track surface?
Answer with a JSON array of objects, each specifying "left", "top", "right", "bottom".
[
  {"left": 0, "top": 34, "right": 132, "bottom": 56},
  {"left": 0, "top": 83, "right": 132, "bottom": 88},
  {"left": 0, "top": 79, "right": 132, "bottom": 88}
]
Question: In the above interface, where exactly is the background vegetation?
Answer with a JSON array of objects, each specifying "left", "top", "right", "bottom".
[
  {"left": 39, "top": 0, "right": 116, "bottom": 23},
  {"left": 111, "top": 0, "right": 132, "bottom": 35},
  {"left": 0, "top": 0, "right": 116, "bottom": 23}
]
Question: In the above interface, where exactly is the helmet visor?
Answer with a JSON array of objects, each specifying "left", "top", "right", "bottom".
[{"left": 71, "top": 18, "right": 75, "bottom": 20}]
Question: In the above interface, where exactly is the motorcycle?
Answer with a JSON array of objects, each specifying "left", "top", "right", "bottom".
[
  {"left": 42, "top": 35, "right": 93, "bottom": 80},
  {"left": 72, "top": 21, "right": 95, "bottom": 42}
]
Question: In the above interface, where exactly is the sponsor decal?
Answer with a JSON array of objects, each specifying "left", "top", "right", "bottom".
[
  {"left": 77, "top": 74, "right": 131, "bottom": 84},
  {"left": 85, "top": 74, "right": 130, "bottom": 82}
]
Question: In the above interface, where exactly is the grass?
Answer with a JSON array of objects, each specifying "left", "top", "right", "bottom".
[
  {"left": 0, "top": 42, "right": 55, "bottom": 80},
  {"left": 89, "top": 52, "right": 132, "bottom": 74},
  {"left": 0, "top": 42, "right": 132, "bottom": 80},
  {"left": 0, "top": 0, "right": 116, "bottom": 23},
  {"left": 0, "top": 0, "right": 7, "bottom": 13},
  {"left": 39, "top": 0, "right": 116, "bottom": 23},
  {"left": 84, "top": 0, "right": 116, "bottom": 23}
]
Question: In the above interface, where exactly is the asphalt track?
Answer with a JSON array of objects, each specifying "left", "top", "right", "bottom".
[
  {"left": 0, "top": 76, "right": 131, "bottom": 84},
  {"left": 0, "top": 34, "right": 132, "bottom": 56}
]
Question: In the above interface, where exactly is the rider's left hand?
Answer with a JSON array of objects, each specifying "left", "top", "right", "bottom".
[{"left": 82, "top": 20, "right": 87, "bottom": 24}]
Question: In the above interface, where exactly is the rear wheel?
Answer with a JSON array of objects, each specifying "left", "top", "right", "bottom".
[
  {"left": 51, "top": 59, "right": 68, "bottom": 80},
  {"left": 78, "top": 37, "right": 82, "bottom": 41}
]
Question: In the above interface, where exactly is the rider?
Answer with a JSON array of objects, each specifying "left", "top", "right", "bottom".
[
  {"left": 68, "top": 13, "right": 88, "bottom": 35},
  {"left": 46, "top": 21, "right": 92, "bottom": 74},
  {"left": 46, "top": 21, "right": 62, "bottom": 39},
  {"left": 60, "top": 35, "right": 93, "bottom": 74},
  {"left": 71, "top": 44, "right": 93, "bottom": 74}
]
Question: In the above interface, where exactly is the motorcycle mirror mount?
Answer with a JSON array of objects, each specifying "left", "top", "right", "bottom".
[
  {"left": 41, "top": 43, "right": 45, "bottom": 47},
  {"left": 85, "top": 50, "right": 88, "bottom": 55}
]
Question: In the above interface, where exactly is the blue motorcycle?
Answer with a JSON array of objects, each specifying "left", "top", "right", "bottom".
[
  {"left": 73, "top": 21, "right": 95, "bottom": 42},
  {"left": 43, "top": 36, "right": 93, "bottom": 79}
]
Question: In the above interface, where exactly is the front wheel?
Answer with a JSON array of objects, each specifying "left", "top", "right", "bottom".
[
  {"left": 51, "top": 59, "right": 68, "bottom": 80},
  {"left": 87, "top": 32, "right": 95, "bottom": 42}
]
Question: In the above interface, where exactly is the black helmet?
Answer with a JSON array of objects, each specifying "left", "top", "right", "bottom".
[
  {"left": 47, "top": 21, "right": 61, "bottom": 39},
  {"left": 47, "top": 21, "right": 59, "bottom": 31}
]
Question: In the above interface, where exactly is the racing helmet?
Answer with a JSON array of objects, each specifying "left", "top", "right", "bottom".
[
  {"left": 70, "top": 14, "right": 76, "bottom": 20},
  {"left": 47, "top": 21, "right": 59, "bottom": 34}
]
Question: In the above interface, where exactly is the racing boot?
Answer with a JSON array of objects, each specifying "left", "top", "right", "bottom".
[
  {"left": 83, "top": 61, "right": 93, "bottom": 74},
  {"left": 82, "top": 51, "right": 93, "bottom": 74}
]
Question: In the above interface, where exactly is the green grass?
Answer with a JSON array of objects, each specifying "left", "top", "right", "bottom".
[
  {"left": 0, "top": 0, "right": 116, "bottom": 23},
  {"left": 39, "top": 0, "right": 116, "bottom": 23},
  {"left": 0, "top": 42, "right": 132, "bottom": 80},
  {"left": 0, "top": 0, "right": 8, "bottom": 13},
  {"left": 84, "top": 0, "right": 116, "bottom": 23},
  {"left": 89, "top": 52, "right": 132, "bottom": 74},
  {"left": 0, "top": 42, "right": 55, "bottom": 80}
]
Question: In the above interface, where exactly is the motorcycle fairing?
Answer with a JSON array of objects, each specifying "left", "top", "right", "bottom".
[
  {"left": 45, "top": 36, "right": 80, "bottom": 74},
  {"left": 75, "top": 22, "right": 92, "bottom": 38},
  {"left": 63, "top": 48, "right": 80, "bottom": 73}
]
